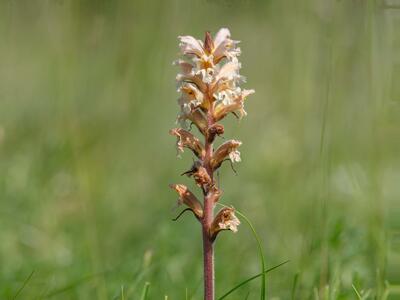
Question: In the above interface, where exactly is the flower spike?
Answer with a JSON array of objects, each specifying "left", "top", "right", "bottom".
[{"left": 170, "top": 28, "right": 253, "bottom": 300}]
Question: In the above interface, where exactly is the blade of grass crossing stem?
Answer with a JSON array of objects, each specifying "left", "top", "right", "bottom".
[
  {"left": 217, "top": 203, "right": 266, "bottom": 300},
  {"left": 217, "top": 260, "right": 289, "bottom": 300},
  {"left": 352, "top": 284, "right": 362, "bottom": 300},
  {"left": 140, "top": 282, "right": 150, "bottom": 300}
]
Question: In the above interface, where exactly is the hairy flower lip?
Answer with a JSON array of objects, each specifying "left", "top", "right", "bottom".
[
  {"left": 170, "top": 128, "right": 206, "bottom": 159},
  {"left": 169, "top": 184, "right": 204, "bottom": 219},
  {"left": 210, "top": 139, "right": 242, "bottom": 170},
  {"left": 210, "top": 207, "right": 240, "bottom": 240},
  {"left": 213, "top": 89, "right": 255, "bottom": 121}
]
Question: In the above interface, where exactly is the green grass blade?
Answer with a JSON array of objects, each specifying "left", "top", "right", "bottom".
[
  {"left": 291, "top": 273, "right": 299, "bottom": 300},
  {"left": 12, "top": 270, "right": 35, "bottom": 300},
  {"left": 216, "top": 203, "right": 266, "bottom": 300},
  {"left": 140, "top": 282, "right": 150, "bottom": 300},
  {"left": 235, "top": 210, "right": 267, "bottom": 300},
  {"left": 120, "top": 286, "right": 125, "bottom": 300},
  {"left": 352, "top": 284, "right": 362, "bottom": 300},
  {"left": 217, "top": 260, "right": 289, "bottom": 300}
]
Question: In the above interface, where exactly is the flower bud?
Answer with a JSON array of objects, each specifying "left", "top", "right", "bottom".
[
  {"left": 206, "top": 123, "right": 224, "bottom": 143},
  {"left": 169, "top": 184, "right": 203, "bottom": 219},
  {"left": 204, "top": 31, "right": 214, "bottom": 55}
]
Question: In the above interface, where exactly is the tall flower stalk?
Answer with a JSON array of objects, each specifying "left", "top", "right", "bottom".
[{"left": 169, "top": 28, "right": 254, "bottom": 300}]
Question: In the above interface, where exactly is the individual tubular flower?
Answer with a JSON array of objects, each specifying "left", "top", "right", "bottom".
[
  {"left": 169, "top": 184, "right": 203, "bottom": 219},
  {"left": 170, "top": 128, "right": 205, "bottom": 159},
  {"left": 210, "top": 207, "right": 241, "bottom": 240},
  {"left": 210, "top": 140, "right": 242, "bottom": 170},
  {"left": 213, "top": 88, "right": 255, "bottom": 121}
]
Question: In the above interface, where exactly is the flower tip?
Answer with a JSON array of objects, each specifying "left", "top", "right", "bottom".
[{"left": 204, "top": 31, "right": 214, "bottom": 54}]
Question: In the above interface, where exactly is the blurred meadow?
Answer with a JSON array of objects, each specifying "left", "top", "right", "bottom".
[{"left": 1, "top": 0, "right": 400, "bottom": 299}]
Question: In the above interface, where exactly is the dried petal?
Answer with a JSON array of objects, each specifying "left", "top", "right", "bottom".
[
  {"left": 170, "top": 128, "right": 205, "bottom": 159},
  {"left": 173, "top": 59, "right": 194, "bottom": 74},
  {"left": 212, "top": 28, "right": 241, "bottom": 63},
  {"left": 169, "top": 184, "right": 203, "bottom": 219},
  {"left": 210, "top": 207, "right": 240, "bottom": 239},
  {"left": 210, "top": 140, "right": 242, "bottom": 170}
]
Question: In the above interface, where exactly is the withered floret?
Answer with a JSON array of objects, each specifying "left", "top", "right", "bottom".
[
  {"left": 170, "top": 128, "right": 205, "bottom": 159},
  {"left": 169, "top": 184, "right": 203, "bottom": 219}
]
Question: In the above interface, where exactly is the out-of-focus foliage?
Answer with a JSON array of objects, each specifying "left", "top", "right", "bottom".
[{"left": 0, "top": 0, "right": 399, "bottom": 299}]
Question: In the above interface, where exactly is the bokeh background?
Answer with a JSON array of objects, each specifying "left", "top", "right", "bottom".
[{"left": 1, "top": 0, "right": 399, "bottom": 299}]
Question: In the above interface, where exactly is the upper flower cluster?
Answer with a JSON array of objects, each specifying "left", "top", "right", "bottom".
[{"left": 174, "top": 28, "right": 254, "bottom": 129}]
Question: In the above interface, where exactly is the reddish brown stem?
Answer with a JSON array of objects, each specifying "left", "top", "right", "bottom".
[
  {"left": 202, "top": 105, "right": 215, "bottom": 300},
  {"left": 202, "top": 225, "right": 214, "bottom": 300}
]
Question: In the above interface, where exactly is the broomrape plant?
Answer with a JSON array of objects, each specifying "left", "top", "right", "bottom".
[{"left": 169, "top": 28, "right": 254, "bottom": 300}]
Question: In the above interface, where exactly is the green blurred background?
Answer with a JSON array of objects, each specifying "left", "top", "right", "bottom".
[{"left": 0, "top": 0, "right": 399, "bottom": 299}]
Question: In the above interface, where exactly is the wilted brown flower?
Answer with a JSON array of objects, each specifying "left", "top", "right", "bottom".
[
  {"left": 170, "top": 128, "right": 205, "bottom": 159},
  {"left": 169, "top": 184, "right": 203, "bottom": 219}
]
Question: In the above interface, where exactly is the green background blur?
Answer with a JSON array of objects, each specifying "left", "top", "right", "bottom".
[{"left": 1, "top": 0, "right": 399, "bottom": 299}]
